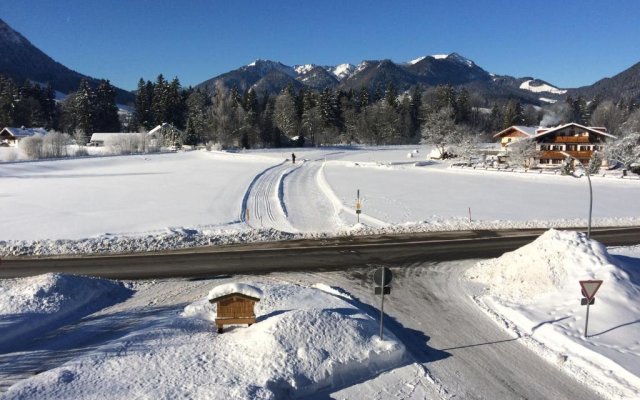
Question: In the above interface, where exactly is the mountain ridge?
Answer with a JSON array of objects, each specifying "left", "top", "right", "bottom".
[{"left": 0, "top": 18, "right": 133, "bottom": 104}]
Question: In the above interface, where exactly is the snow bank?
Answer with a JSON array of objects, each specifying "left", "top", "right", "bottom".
[
  {"left": 207, "top": 282, "right": 263, "bottom": 300},
  {"left": 4, "top": 281, "right": 406, "bottom": 399},
  {"left": 466, "top": 230, "right": 640, "bottom": 399},
  {"left": 0, "top": 273, "right": 131, "bottom": 352}
]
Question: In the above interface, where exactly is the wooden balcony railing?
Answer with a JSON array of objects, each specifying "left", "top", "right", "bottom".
[
  {"left": 539, "top": 150, "right": 593, "bottom": 159},
  {"left": 548, "top": 136, "right": 592, "bottom": 143}
]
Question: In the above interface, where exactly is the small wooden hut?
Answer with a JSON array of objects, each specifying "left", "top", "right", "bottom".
[{"left": 208, "top": 283, "right": 262, "bottom": 333}]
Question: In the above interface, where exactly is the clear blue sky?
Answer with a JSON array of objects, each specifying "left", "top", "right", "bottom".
[{"left": 2, "top": 0, "right": 639, "bottom": 91}]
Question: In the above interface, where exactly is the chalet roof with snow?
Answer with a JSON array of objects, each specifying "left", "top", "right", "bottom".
[
  {"left": 148, "top": 123, "right": 181, "bottom": 135},
  {"left": 531, "top": 123, "right": 616, "bottom": 140},
  {"left": 90, "top": 132, "right": 136, "bottom": 142},
  {"left": 0, "top": 127, "right": 48, "bottom": 138},
  {"left": 493, "top": 125, "right": 538, "bottom": 138}
]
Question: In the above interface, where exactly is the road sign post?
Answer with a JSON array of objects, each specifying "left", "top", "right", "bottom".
[
  {"left": 356, "top": 189, "right": 361, "bottom": 223},
  {"left": 373, "top": 267, "right": 392, "bottom": 340},
  {"left": 579, "top": 280, "right": 603, "bottom": 337}
]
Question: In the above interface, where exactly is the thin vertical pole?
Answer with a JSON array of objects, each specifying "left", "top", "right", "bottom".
[
  {"left": 357, "top": 189, "right": 360, "bottom": 223},
  {"left": 379, "top": 268, "right": 385, "bottom": 340},
  {"left": 586, "top": 168, "right": 593, "bottom": 239},
  {"left": 585, "top": 302, "right": 590, "bottom": 337},
  {"left": 468, "top": 207, "right": 472, "bottom": 223}
]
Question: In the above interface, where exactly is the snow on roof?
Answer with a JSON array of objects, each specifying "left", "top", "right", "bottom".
[
  {"left": 148, "top": 123, "right": 180, "bottom": 135},
  {"left": 208, "top": 283, "right": 263, "bottom": 301},
  {"left": 493, "top": 125, "right": 538, "bottom": 138},
  {"left": 519, "top": 79, "right": 567, "bottom": 95},
  {"left": 90, "top": 132, "right": 134, "bottom": 142},
  {"left": 1, "top": 127, "right": 47, "bottom": 138},
  {"left": 532, "top": 122, "right": 617, "bottom": 140}
]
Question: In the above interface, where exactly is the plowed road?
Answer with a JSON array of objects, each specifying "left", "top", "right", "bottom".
[{"left": 2, "top": 227, "right": 639, "bottom": 279}]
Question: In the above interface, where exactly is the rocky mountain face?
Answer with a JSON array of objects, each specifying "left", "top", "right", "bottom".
[
  {"left": 0, "top": 18, "right": 133, "bottom": 104},
  {"left": 195, "top": 53, "right": 577, "bottom": 106}
]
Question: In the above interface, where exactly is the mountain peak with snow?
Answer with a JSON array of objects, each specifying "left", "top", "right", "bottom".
[{"left": 408, "top": 52, "right": 475, "bottom": 67}]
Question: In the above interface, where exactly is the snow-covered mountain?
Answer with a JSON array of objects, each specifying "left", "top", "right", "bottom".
[
  {"left": 195, "top": 52, "right": 640, "bottom": 105},
  {"left": 197, "top": 52, "right": 523, "bottom": 93}
]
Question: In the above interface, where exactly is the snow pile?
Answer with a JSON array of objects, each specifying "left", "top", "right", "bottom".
[
  {"left": 466, "top": 230, "right": 640, "bottom": 398},
  {"left": 207, "top": 282, "right": 263, "bottom": 300},
  {"left": 0, "top": 273, "right": 131, "bottom": 352},
  {"left": 4, "top": 281, "right": 406, "bottom": 399}
]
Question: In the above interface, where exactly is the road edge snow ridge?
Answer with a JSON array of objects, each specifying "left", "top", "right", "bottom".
[
  {"left": 468, "top": 294, "right": 638, "bottom": 399},
  {"left": 317, "top": 161, "right": 389, "bottom": 228},
  {"left": 277, "top": 162, "right": 303, "bottom": 218}
]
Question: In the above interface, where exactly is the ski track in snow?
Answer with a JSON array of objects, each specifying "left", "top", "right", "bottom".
[
  {"left": 241, "top": 150, "right": 386, "bottom": 233},
  {"left": 242, "top": 161, "right": 300, "bottom": 232}
]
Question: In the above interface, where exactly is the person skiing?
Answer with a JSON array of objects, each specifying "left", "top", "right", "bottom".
[{"left": 291, "top": 152, "right": 296, "bottom": 164}]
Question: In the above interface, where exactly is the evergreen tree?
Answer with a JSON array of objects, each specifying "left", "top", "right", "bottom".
[
  {"left": 133, "top": 78, "right": 154, "bottom": 131},
  {"left": 358, "top": 87, "right": 369, "bottom": 111},
  {"left": 455, "top": 88, "right": 471, "bottom": 123},
  {"left": 93, "top": 80, "right": 120, "bottom": 132},
  {"left": 502, "top": 100, "right": 525, "bottom": 128},
  {"left": 184, "top": 89, "right": 208, "bottom": 145},
  {"left": 384, "top": 82, "right": 398, "bottom": 109},
  {"left": 73, "top": 79, "right": 96, "bottom": 137}
]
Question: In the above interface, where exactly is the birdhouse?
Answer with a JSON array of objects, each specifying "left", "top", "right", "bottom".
[{"left": 207, "top": 283, "right": 263, "bottom": 333}]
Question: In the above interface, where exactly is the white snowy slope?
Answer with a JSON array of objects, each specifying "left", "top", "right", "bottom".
[
  {"left": 0, "top": 273, "right": 131, "bottom": 352},
  {"left": 466, "top": 229, "right": 640, "bottom": 399},
  {"left": 294, "top": 64, "right": 315, "bottom": 75},
  {"left": 2, "top": 279, "right": 407, "bottom": 399},
  {"left": 519, "top": 79, "right": 567, "bottom": 94},
  {"left": 1, "top": 145, "right": 639, "bottom": 256},
  {"left": 330, "top": 63, "right": 355, "bottom": 80}
]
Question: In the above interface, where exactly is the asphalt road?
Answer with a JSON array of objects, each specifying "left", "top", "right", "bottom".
[
  {"left": 299, "top": 263, "right": 607, "bottom": 399},
  {"left": 2, "top": 227, "right": 640, "bottom": 279}
]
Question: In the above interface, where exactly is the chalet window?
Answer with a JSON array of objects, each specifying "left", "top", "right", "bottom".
[
  {"left": 566, "top": 145, "right": 576, "bottom": 151},
  {"left": 552, "top": 159, "right": 562, "bottom": 164}
]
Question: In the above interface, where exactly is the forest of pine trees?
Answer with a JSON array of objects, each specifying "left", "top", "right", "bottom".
[{"left": 2, "top": 72, "right": 638, "bottom": 150}]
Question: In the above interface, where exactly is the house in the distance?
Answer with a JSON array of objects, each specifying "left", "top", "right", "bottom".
[
  {"left": 0, "top": 127, "right": 48, "bottom": 146},
  {"left": 493, "top": 125, "right": 539, "bottom": 149},
  {"left": 495, "top": 123, "right": 616, "bottom": 167}
]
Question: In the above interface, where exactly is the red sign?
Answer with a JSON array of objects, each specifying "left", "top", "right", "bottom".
[{"left": 580, "top": 280, "right": 603, "bottom": 301}]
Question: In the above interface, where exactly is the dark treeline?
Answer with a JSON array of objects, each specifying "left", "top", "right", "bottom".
[
  {"left": 128, "top": 78, "right": 530, "bottom": 148},
  {"left": 3, "top": 71, "right": 638, "bottom": 148},
  {"left": 0, "top": 74, "right": 121, "bottom": 141}
]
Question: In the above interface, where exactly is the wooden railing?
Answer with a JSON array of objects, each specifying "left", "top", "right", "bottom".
[
  {"left": 548, "top": 136, "right": 591, "bottom": 143},
  {"left": 540, "top": 150, "right": 593, "bottom": 159}
]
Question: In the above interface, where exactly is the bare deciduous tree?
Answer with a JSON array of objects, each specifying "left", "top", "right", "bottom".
[{"left": 420, "top": 107, "right": 458, "bottom": 158}]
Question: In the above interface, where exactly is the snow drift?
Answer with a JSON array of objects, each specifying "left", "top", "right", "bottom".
[
  {"left": 0, "top": 273, "right": 132, "bottom": 352},
  {"left": 4, "top": 281, "right": 406, "bottom": 399},
  {"left": 466, "top": 229, "right": 640, "bottom": 399}
]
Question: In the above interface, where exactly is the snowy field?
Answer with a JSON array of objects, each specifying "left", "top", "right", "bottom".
[{"left": 1, "top": 146, "right": 639, "bottom": 256}]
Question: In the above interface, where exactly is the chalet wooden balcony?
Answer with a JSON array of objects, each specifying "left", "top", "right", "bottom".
[
  {"left": 539, "top": 150, "right": 593, "bottom": 160},
  {"left": 548, "top": 136, "right": 592, "bottom": 143}
]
